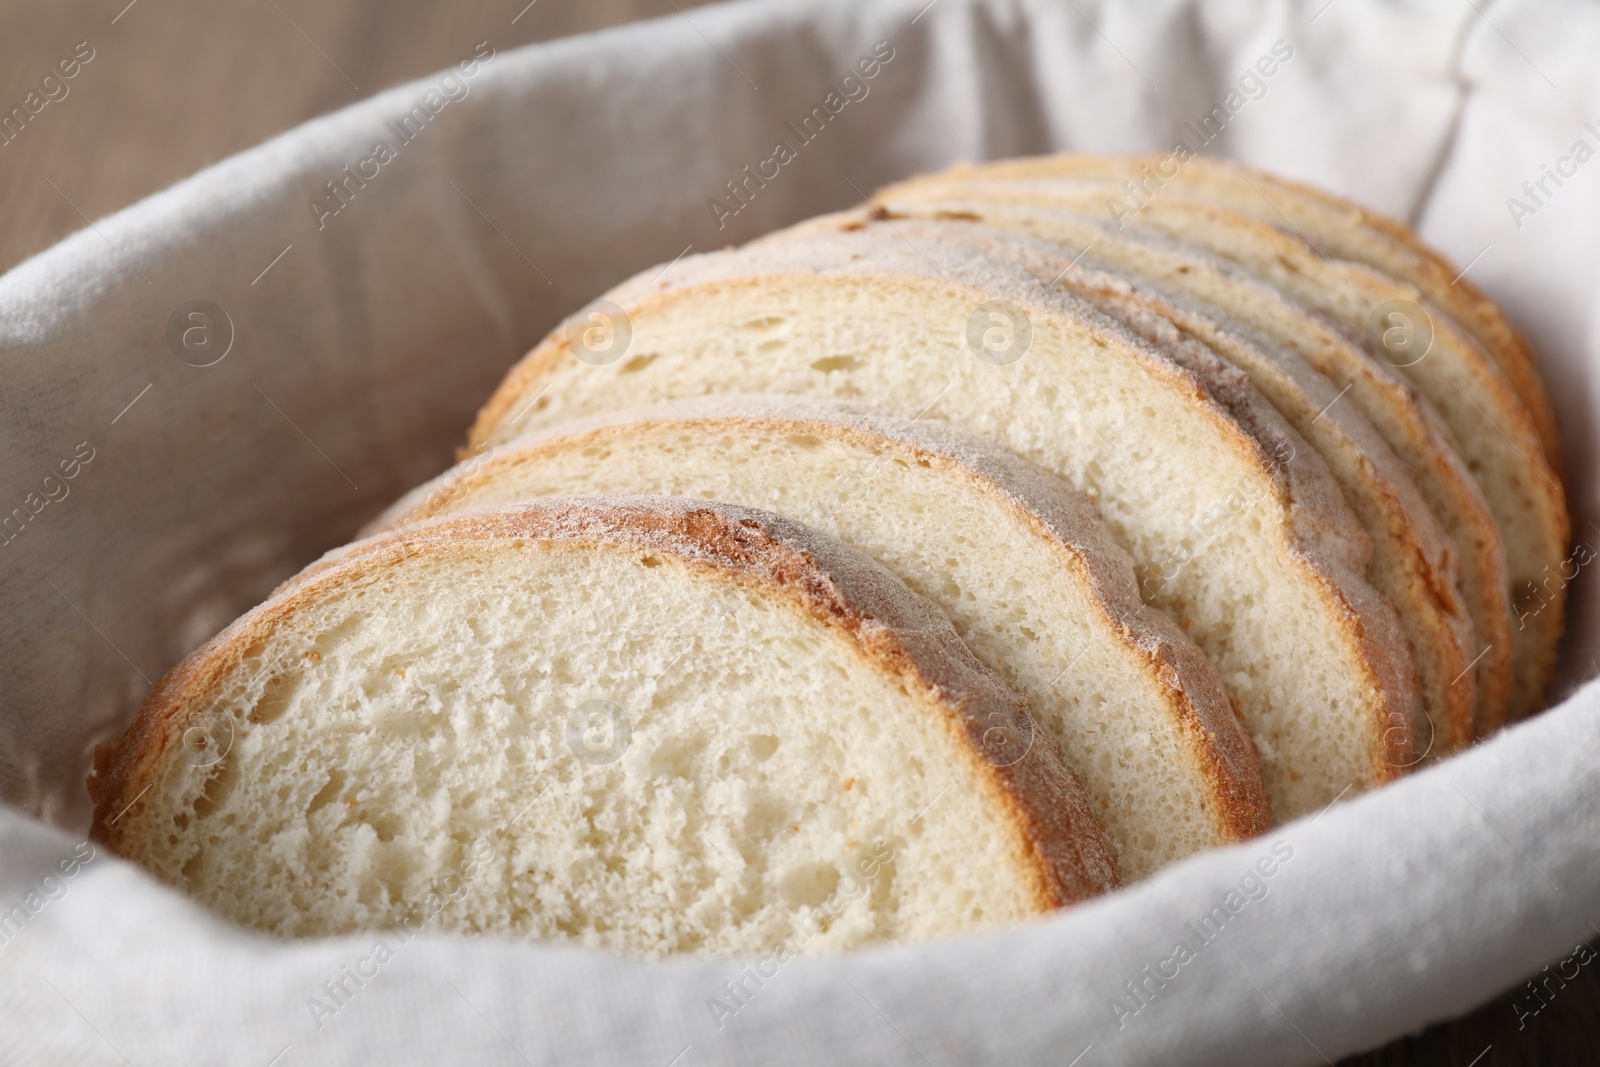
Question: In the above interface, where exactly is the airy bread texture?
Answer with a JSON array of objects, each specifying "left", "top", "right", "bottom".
[
  {"left": 872, "top": 174, "right": 1566, "bottom": 720},
  {"left": 468, "top": 221, "right": 1420, "bottom": 819},
  {"left": 90, "top": 498, "right": 1117, "bottom": 956},
  {"left": 881, "top": 153, "right": 1564, "bottom": 477},
  {"left": 373, "top": 394, "right": 1271, "bottom": 878},
  {"left": 820, "top": 200, "right": 1482, "bottom": 750}
]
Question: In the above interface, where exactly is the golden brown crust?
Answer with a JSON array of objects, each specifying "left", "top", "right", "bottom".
[
  {"left": 1180, "top": 156, "right": 1563, "bottom": 479},
  {"left": 388, "top": 393, "right": 1274, "bottom": 844},
  {"left": 866, "top": 178, "right": 1551, "bottom": 728},
  {"left": 466, "top": 221, "right": 1422, "bottom": 800},
  {"left": 876, "top": 175, "right": 1564, "bottom": 549},
  {"left": 777, "top": 211, "right": 1510, "bottom": 742},
  {"left": 840, "top": 197, "right": 1480, "bottom": 753},
  {"left": 891, "top": 153, "right": 1565, "bottom": 479},
  {"left": 89, "top": 496, "right": 1120, "bottom": 910}
]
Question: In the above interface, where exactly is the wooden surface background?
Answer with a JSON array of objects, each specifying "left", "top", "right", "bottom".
[
  {"left": 0, "top": 0, "right": 705, "bottom": 274},
  {"left": 1, "top": 1, "right": 1592, "bottom": 1063}
]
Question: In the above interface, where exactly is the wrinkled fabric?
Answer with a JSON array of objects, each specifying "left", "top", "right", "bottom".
[{"left": 2, "top": 0, "right": 1597, "bottom": 1063}]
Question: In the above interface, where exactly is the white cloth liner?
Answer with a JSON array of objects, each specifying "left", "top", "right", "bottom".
[{"left": 2, "top": 0, "right": 1598, "bottom": 1062}]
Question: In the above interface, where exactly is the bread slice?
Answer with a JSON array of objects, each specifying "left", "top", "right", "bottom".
[
  {"left": 88, "top": 497, "right": 1118, "bottom": 956},
  {"left": 869, "top": 183, "right": 1550, "bottom": 725},
  {"left": 883, "top": 154, "right": 1564, "bottom": 478},
  {"left": 818, "top": 199, "right": 1485, "bottom": 749},
  {"left": 467, "top": 221, "right": 1421, "bottom": 819},
  {"left": 374, "top": 394, "right": 1271, "bottom": 877}
]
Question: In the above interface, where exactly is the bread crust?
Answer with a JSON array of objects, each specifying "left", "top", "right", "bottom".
[
  {"left": 466, "top": 221, "right": 1421, "bottom": 807},
  {"left": 887, "top": 153, "right": 1565, "bottom": 480},
  {"left": 870, "top": 179, "right": 1555, "bottom": 723},
  {"left": 90, "top": 496, "right": 1120, "bottom": 912},
  {"left": 380, "top": 393, "right": 1274, "bottom": 852},
  {"left": 872, "top": 177, "right": 1567, "bottom": 583},
  {"left": 841, "top": 198, "right": 1482, "bottom": 751}
]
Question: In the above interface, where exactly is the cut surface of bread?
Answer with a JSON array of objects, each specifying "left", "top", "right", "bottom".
[
  {"left": 873, "top": 177, "right": 1567, "bottom": 718},
  {"left": 882, "top": 153, "right": 1564, "bottom": 478},
  {"left": 821, "top": 200, "right": 1483, "bottom": 750},
  {"left": 468, "top": 221, "right": 1421, "bottom": 819},
  {"left": 375, "top": 394, "right": 1271, "bottom": 877},
  {"left": 89, "top": 498, "right": 1117, "bottom": 956}
]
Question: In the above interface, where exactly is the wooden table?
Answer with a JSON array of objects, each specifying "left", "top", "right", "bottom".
[
  {"left": 0, "top": 0, "right": 706, "bottom": 273},
  {"left": 1, "top": 1, "right": 1591, "bottom": 1062}
]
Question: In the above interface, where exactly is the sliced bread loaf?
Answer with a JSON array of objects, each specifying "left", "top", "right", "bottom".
[
  {"left": 373, "top": 394, "right": 1271, "bottom": 877},
  {"left": 89, "top": 497, "right": 1117, "bottom": 955},
  {"left": 467, "top": 221, "right": 1421, "bottom": 819},
  {"left": 870, "top": 179, "right": 1555, "bottom": 723},
  {"left": 825, "top": 199, "right": 1487, "bottom": 748},
  {"left": 882, "top": 153, "right": 1563, "bottom": 478}
]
